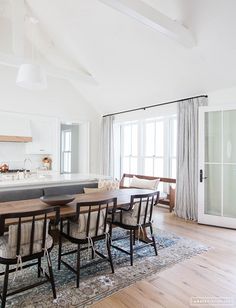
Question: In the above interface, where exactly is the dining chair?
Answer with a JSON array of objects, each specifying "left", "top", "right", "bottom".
[
  {"left": 0, "top": 207, "right": 60, "bottom": 308},
  {"left": 58, "top": 197, "right": 117, "bottom": 288},
  {"left": 110, "top": 191, "right": 159, "bottom": 266}
]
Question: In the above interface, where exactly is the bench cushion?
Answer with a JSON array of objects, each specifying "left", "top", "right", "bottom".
[
  {"left": 83, "top": 187, "right": 106, "bottom": 194},
  {"left": 130, "top": 176, "right": 160, "bottom": 190},
  {"left": 98, "top": 179, "right": 120, "bottom": 191}
]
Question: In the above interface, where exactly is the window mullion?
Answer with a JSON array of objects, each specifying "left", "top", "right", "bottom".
[{"left": 138, "top": 120, "right": 143, "bottom": 174}]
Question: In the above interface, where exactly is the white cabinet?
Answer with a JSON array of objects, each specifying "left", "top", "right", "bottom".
[{"left": 26, "top": 117, "right": 56, "bottom": 155}]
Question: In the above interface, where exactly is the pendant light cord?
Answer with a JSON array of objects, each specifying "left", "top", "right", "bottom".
[
  {"left": 31, "top": 19, "right": 35, "bottom": 64},
  {"left": 29, "top": 16, "right": 39, "bottom": 64}
]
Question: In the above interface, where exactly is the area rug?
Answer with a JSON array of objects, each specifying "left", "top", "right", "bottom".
[{"left": 3, "top": 228, "right": 209, "bottom": 307}]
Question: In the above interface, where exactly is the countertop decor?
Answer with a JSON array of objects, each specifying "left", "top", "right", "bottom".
[{"left": 0, "top": 172, "right": 111, "bottom": 191}]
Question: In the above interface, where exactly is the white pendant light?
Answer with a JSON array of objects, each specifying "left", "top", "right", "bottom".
[
  {"left": 16, "top": 17, "right": 47, "bottom": 90},
  {"left": 16, "top": 63, "right": 47, "bottom": 90}
]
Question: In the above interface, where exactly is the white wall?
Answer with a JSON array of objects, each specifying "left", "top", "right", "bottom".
[
  {"left": 114, "top": 102, "right": 177, "bottom": 123},
  {"left": 114, "top": 85, "right": 236, "bottom": 124},
  {"left": 208, "top": 86, "right": 236, "bottom": 107},
  {"left": 0, "top": 142, "right": 43, "bottom": 170},
  {"left": 0, "top": 65, "right": 100, "bottom": 173}
]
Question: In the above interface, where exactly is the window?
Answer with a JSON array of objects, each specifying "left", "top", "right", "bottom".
[
  {"left": 120, "top": 122, "right": 138, "bottom": 174},
  {"left": 61, "top": 129, "right": 72, "bottom": 173},
  {"left": 117, "top": 116, "right": 177, "bottom": 183},
  {"left": 143, "top": 120, "right": 164, "bottom": 177}
]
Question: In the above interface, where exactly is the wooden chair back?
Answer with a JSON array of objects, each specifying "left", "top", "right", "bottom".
[
  {"left": 68, "top": 197, "right": 117, "bottom": 238},
  {"left": 0, "top": 207, "right": 60, "bottom": 258},
  {"left": 127, "top": 191, "right": 159, "bottom": 226}
]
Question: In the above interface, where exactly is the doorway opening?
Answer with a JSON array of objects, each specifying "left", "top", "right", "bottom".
[{"left": 60, "top": 123, "right": 79, "bottom": 174}]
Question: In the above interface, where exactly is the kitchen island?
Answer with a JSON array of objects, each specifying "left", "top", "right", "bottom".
[{"left": 0, "top": 172, "right": 110, "bottom": 191}]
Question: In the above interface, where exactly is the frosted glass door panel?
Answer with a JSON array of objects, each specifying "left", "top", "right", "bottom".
[
  {"left": 223, "top": 110, "right": 236, "bottom": 163},
  {"left": 205, "top": 112, "right": 221, "bottom": 163},
  {"left": 199, "top": 107, "right": 236, "bottom": 228},
  {"left": 204, "top": 164, "right": 221, "bottom": 216},
  {"left": 223, "top": 165, "right": 236, "bottom": 218}
]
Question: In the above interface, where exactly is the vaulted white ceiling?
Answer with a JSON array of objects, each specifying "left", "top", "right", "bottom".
[{"left": 2, "top": 0, "right": 236, "bottom": 115}]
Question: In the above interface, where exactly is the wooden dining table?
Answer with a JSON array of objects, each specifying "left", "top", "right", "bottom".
[
  {"left": 0, "top": 188, "right": 153, "bottom": 219},
  {"left": 0, "top": 189, "right": 154, "bottom": 242}
]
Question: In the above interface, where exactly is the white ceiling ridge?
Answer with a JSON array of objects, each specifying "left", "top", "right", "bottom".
[
  {"left": 9, "top": 0, "right": 97, "bottom": 84},
  {"left": 99, "top": 0, "right": 195, "bottom": 48},
  {"left": 24, "top": 26, "right": 97, "bottom": 84}
]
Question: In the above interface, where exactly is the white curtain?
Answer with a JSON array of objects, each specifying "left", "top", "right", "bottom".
[
  {"left": 100, "top": 115, "right": 115, "bottom": 176},
  {"left": 175, "top": 97, "right": 208, "bottom": 220}
]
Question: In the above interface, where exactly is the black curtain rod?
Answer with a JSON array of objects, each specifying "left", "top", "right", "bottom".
[{"left": 103, "top": 94, "right": 208, "bottom": 118}]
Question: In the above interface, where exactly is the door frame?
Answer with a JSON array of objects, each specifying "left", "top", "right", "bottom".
[{"left": 198, "top": 105, "right": 236, "bottom": 229}]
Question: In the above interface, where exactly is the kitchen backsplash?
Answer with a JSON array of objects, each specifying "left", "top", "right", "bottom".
[{"left": 0, "top": 142, "right": 50, "bottom": 170}]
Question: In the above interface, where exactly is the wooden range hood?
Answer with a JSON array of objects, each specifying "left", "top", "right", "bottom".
[{"left": 0, "top": 135, "right": 32, "bottom": 142}]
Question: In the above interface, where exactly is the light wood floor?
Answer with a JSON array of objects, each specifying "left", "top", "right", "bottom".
[{"left": 92, "top": 207, "right": 236, "bottom": 308}]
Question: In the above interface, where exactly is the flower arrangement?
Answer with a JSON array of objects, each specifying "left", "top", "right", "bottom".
[{"left": 42, "top": 157, "right": 52, "bottom": 170}]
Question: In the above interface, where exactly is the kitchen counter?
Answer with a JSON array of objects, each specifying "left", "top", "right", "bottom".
[{"left": 0, "top": 172, "right": 110, "bottom": 191}]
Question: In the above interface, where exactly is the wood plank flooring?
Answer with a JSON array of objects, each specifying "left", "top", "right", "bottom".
[{"left": 92, "top": 207, "right": 236, "bottom": 308}]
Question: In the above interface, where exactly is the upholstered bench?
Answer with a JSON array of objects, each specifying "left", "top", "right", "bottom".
[
  {"left": 0, "top": 188, "right": 44, "bottom": 202},
  {"left": 120, "top": 173, "right": 176, "bottom": 212},
  {"left": 43, "top": 182, "right": 98, "bottom": 197},
  {"left": 0, "top": 182, "right": 99, "bottom": 203}
]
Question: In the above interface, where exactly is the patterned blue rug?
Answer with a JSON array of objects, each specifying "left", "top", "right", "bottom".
[{"left": 2, "top": 228, "right": 208, "bottom": 307}]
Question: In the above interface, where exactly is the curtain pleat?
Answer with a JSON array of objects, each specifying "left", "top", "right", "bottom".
[
  {"left": 175, "top": 97, "right": 208, "bottom": 220},
  {"left": 100, "top": 115, "right": 114, "bottom": 176}
]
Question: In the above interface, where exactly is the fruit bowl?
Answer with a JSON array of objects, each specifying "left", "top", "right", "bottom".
[{"left": 40, "top": 195, "right": 75, "bottom": 206}]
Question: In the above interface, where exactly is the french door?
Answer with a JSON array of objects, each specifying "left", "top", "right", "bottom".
[{"left": 198, "top": 106, "right": 236, "bottom": 228}]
